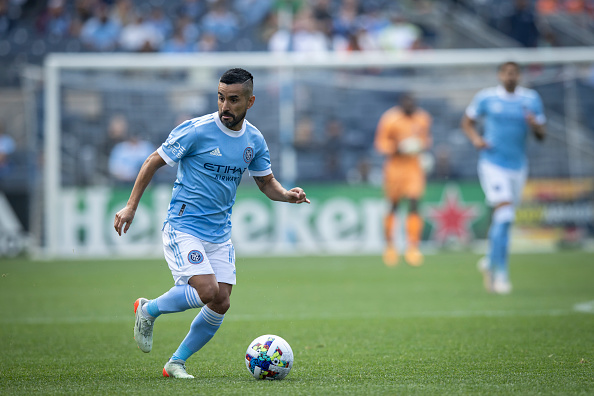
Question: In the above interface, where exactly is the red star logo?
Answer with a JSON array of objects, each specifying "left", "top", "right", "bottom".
[{"left": 424, "top": 185, "right": 482, "bottom": 244}]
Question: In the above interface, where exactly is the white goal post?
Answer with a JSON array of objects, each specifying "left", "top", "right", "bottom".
[{"left": 42, "top": 47, "right": 594, "bottom": 258}]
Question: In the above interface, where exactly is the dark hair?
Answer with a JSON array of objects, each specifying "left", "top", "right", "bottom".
[
  {"left": 498, "top": 61, "right": 520, "bottom": 72},
  {"left": 220, "top": 68, "right": 253, "bottom": 85}
]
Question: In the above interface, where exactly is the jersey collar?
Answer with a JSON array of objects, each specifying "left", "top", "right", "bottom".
[
  {"left": 213, "top": 111, "right": 246, "bottom": 137},
  {"left": 496, "top": 85, "right": 524, "bottom": 101}
]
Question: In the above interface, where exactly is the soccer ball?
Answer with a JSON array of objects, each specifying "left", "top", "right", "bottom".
[{"left": 245, "top": 334, "right": 293, "bottom": 380}]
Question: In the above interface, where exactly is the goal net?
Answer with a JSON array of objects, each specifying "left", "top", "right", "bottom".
[{"left": 33, "top": 48, "right": 594, "bottom": 257}]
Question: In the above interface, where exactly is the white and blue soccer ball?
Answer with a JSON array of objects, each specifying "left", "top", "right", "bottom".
[{"left": 245, "top": 334, "right": 293, "bottom": 380}]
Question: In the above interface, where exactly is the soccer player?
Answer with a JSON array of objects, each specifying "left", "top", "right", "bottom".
[
  {"left": 375, "top": 93, "right": 432, "bottom": 267},
  {"left": 113, "top": 68, "right": 310, "bottom": 379},
  {"left": 461, "top": 61, "right": 546, "bottom": 294}
]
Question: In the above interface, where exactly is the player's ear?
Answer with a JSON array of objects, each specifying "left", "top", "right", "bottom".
[{"left": 247, "top": 95, "right": 255, "bottom": 109}]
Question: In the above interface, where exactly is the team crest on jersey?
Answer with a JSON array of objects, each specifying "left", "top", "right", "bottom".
[
  {"left": 243, "top": 147, "right": 254, "bottom": 163},
  {"left": 188, "top": 250, "right": 204, "bottom": 265}
]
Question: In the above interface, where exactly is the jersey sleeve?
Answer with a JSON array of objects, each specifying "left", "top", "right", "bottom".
[
  {"left": 374, "top": 111, "right": 397, "bottom": 155},
  {"left": 465, "top": 90, "right": 488, "bottom": 120},
  {"left": 531, "top": 92, "right": 546, "bottom": 125},
  {"left": 248, "top": 134, "right": 272, "bottom": 177},
  {"left": 157, "top": 120, "right": 196, "bottom": 167}
]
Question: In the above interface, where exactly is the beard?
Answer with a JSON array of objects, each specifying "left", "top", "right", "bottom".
[
  {"left": 503, "top": 80, "right": 518, "bottom": 92},
  {"left": 219, "top": 109, "right": 247, "bottom": 129}
]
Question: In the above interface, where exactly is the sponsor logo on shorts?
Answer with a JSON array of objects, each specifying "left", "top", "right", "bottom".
[
  {"left": 243, "top": 147, "right": 254, "bottom": 163},
  {"left": 188, "top": 250, "right": 204, "bottom": 265}
]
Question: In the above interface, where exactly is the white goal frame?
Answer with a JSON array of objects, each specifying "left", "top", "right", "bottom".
[{"left": 43, "top": 47, "right": 594, "bottom": 257}]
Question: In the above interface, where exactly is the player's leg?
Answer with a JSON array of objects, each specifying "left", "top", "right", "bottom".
[
  {"left": 488, "top": 202, "right": 514, "bottom": 294},
  {"left": 383, "top": 163, "right": 403, "bottom": 266},
  {"left": 134, "top": 224, "right": 215, "bottom": 353},
  {"left": 404, "top": 198, "right": 424, "bottom": 266},
  {"left": 383, "top": 200, "right": 400, "bottom": 267},
  {"left": 403, "top": 162, "right": 426, "bottom": 266},
  {"left": 478, "top": 160, "right": 516, "bottom": 294},
  {"left": 164, "top": 282, "right": 231, "bottom": 378},
  {"left": 488, "top": 165, "right": 528, "bottom": 294},
  {"left": 164, "top": 240, "right": 236, "bottom": 378}
]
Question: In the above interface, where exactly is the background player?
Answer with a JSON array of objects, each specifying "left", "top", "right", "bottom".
[
  {"left": 113, "top": 68, "right": 309, "bottom": 378},
  {"left": 375, "top": 93, "right": 432, "bottom": 267},
  {"left": 461, "top": 61, "right": 546, "bottom": 294}
]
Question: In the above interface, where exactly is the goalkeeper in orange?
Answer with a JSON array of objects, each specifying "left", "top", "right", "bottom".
[{"left": 374, "top": 93, "right": 432, "bottom": 267}]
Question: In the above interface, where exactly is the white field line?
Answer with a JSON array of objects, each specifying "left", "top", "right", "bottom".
[
  {"left": 1, "top": 306, "right": 588, "bottom": 325},
  {"left": 573, "top": 300, "right": 594, "bottom": 314}
]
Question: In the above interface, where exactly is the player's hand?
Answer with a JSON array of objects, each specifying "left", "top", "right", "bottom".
[
  {"left": 471, "top": 135, "right": 489, "bottom": 150},
  {"left": 526, "top": 113, "right": 539, "bottom": 128},
  {"left": 285, "top": 187, "right": 310, "bottom": 204},
  {"left": 114, "top": 206, "right": 136, "bottom": 236},
  {"left": 526, "top": 113, "right": 546, "bottom": 141}
]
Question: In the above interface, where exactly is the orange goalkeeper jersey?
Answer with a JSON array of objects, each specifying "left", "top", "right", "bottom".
[{"left": 375, "top": 106, "right": 432, "bottom": 200}]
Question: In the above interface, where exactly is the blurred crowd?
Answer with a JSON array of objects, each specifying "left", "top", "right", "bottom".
[
  {"left": 1, "top": 0, "right": 593, "bottom": 58},
  {"left": 0, "top": 0, "right": 439, "bottom": 55}
]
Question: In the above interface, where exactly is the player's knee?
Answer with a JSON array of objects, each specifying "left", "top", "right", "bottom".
[
  {"left": 197, "top": 282, "right": 219, "bottom": 304},
  {"left": 214, "top": 299, "right": 230, "bottom": 314},
  {"left": 188, "top": 278, "right": 219, "bottom": 304}
]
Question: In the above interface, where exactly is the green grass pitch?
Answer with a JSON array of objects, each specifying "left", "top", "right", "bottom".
[{"left": 1, "top": 251, "right": 593, "bottom": 395}]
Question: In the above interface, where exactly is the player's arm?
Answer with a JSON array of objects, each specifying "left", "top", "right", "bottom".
[
  {"left": 461, "top": 114, "right": 488, "bottom": 150},
  {"left": 528, "top": 119, "right": 547, "bottom": 141},
  {"left": 527, "top": 93, "right": 546, "bottom": 141},
  {"left": 421, "top": 112, "right": 433, "bottom": 150},
  {"left": 374, "top": 113, "right": 397, "bottom": 155},
  {"left": 253, "top": 173, "right": 310, "bottom": 204},
  {"left": 114, "top": 151, "right": 166, "bottom": 236}
]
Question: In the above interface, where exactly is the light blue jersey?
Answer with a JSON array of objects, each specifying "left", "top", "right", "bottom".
[
  {"left": 465, "top": 85, "right": 546, "bottom": 170},
  {"left": 157, "top": 112, "right": 272, "bottom": 243}
]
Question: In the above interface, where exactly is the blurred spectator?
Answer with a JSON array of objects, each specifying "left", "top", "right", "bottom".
[
  {"left": 293, "top": 116, "right": 316, "bottom": 149},
  {"left": 377, "top": 13, "right": 422, "bottom": 51},
  {"left": 119, "top": 13, "right": 163, "bottom": 52},
  {"left": 161, "top": 27, "right": 194, "bottom": 53},
  {"left": 508, "top": 0, "right": 539, "bottom": 47},
  {"left": 105, "top": 113, "right": 128, "bottom": 154},
  {"left": 80, "top": 3, "right": 120, "bottom": 51},
  {"left": 536, "top": 0, "right": 560, "bottom": 14},
  {"left": 197, "top": 32, "right": 218, "bottom": 51},
  {"left": 177, "top": 0, "right": 206, "bottom": 20},
  {"left": 332, "top": 0, "right": 359, "bottom": 42},
  {"left": 177, "top": 13, "right": 200, "bottom": 44},
  {"left": 108, "top": 134, "right": 154, "bottom": 184},
  {"left": 267, "top": 22, "right": 290, "bottom": 52},
  {"left": 432, "top": 143, "right": 458, "bottom": 181},
  {"left": 0, "top": 124, "right": 15, "bottom": 178},
  {"left": 201, "top": 2, "right": 239, "bottom": 44},
  {"left": 311, "top": 0, "right": 333, "bottom": 38},
  {"left": 259, "top": 9, "right": 279, "bottom": 45},
  {"left": 35, "top": 0, "right": 72, "bottom": 39},
  {"left": 147, "top": 7, "right": 172, "bottom": 40},
  {"left": 291, "top": 10, "right": 329, "bottom": 52},
  {"left": 0, "top": 0, "right": 17, "bottom": 36},
  {"left": 74, "top": 0, "right": 98, "bottom": 23},
  {"left": 234, "top": 0, "right": 272, "bottom": 27},
  {"left": 356, "top": 6, "right": 389, "bottom": 36},
  {"left": 110, "top": 0, "right": 135, "bottom": 26},
  {"left": 344, "top": 27, "right": 379, "bottom": 52}
]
